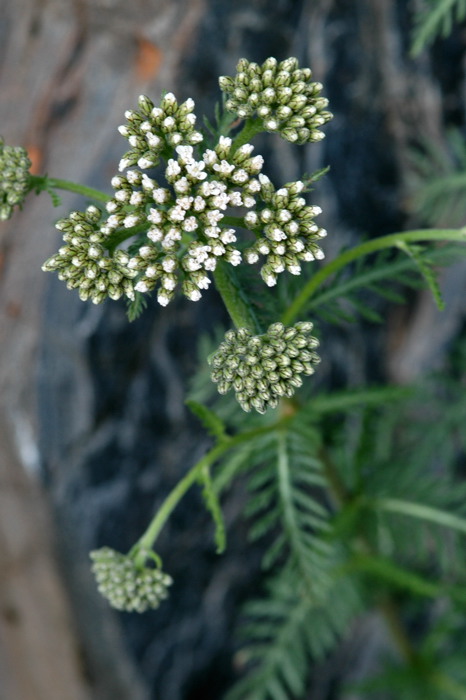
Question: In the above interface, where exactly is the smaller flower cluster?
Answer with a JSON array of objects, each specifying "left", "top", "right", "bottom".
[
  {"left": 118, "top": 93, "right": 203, "bottom": 171},
  {"left": 209, "top": 322, "right": 320, "bottom": 413},
  {"left": 219, "top": 57, "right": 333, "bottom": 144},
  {"left": 244, "top": 175, "right": 326, "bottom": 286},
  {"left": 41, "top": 206, "right": 137, "bottom": 303},
  {"left": 0, "top": 137, "right": 31, "bottom": 221},
  {"left": 90, "top": 547, "right": 173, "bottom": 613}
]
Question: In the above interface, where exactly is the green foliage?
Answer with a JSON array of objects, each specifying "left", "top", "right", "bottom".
[
  {"left": 126, "top": 290, "right": 148, "bottom": 321},
  {"left": 411, "top": 0, "right": 466, "bottom": 55},
  {"left": 408, "top": 131, "right": 466, "bottom": 227},
  {"left": 199, "top": 463, "right": 227, "bottom": 553}
]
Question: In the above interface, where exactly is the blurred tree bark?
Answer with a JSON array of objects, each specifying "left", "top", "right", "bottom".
[{"left": 1, "top": 1, "right": 466, "bottom": 699}]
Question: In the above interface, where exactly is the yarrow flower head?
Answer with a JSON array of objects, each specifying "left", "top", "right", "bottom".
[
  {"left": 0, "top": 137, "right": 31, "bottom": 220},
  {"left": 41, "top": 205, "right": 137, "bottom": 304},
  {"left": 219, "top": 57, "right": 333, "bottom": 144},
  {"left": 117, "top": 93, "right": 203, "bottom": 171},
  {"left": 90, "top": 547, "right": 173, "bottom": 613},
  {"left": 243, "top": 175, "right": 326, "bottom": 287},
  {"left": 209, "top": 322, "right": 320, "bottom": 413},
  {"left": 105, "top": 136, "right": 264, "bottom": 306}
]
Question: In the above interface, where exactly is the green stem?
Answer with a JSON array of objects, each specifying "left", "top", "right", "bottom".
[
  {"left": 133, "top": 422, "right": 279, "bottom": 559},
  {"left": 29, "top": 174, "right": 111, "bottom": 204},
  {"left": 281, "top": 228, "right": 466, "bottom": 325},
  {"left": 213, "top": 261, "right": 261, "bottom": 332},
  {"left": 231, "top": 117, "right": 264, "bottom": 153}
]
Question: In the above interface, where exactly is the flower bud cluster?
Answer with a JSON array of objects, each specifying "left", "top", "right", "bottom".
[
  {"left": 0, "top": 137, "right": 31, "bottom": 220},
  {"left": 118, "top": 93, "right": 203, "bottom": 171},
  {"left": 105, "top": 136, "right": 264, "bottom": 306},
  {"left": 219, "top": 57, "right": 333, "bottom": 144},
  {"left": 243, "top": 175, "right": 327, "bottom": 287},
  {"left": 209, "top": 322, "right": 320, "bottom": 413},
  {"left": 41, "top": 206, "right": 137, "bottom": 304},
  {"left": 90, "top": 547, "right": 173, "bottom": 613}
]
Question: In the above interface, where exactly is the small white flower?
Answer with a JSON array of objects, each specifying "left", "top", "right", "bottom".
[
  {"left": 245, "top": 211, "right": 258, "bottom": 226},
  {"left": 243, "top": 195, "right": 256, "bottom": 208},
  {"left": 157, "top": 292, "right": 171, "bottom": 306},
  {"left": 213, "top": 160, "right": 235, "bottom": 175},
  {"left": 118, "top": 125, "right": 129, "bottom": 136},
  {"left": 135, "top": 280, "right": 149, "bottom": 292},
  {"left": 206, "top": 209, "right": 224, "bottom": 225},
  {"left": 106, "top": 201, "right": 118, "bottom": 212},
  {"left": 265, "top": 119, "right": 279, "bottom": 130},
  {"left": 164, "top": 92, "right": 176, "bottom": 104},
  {"left": 119, "top": 158, "right": 131, "bottom": 172},
  {"left": 124, "top": 215, "right": 139, "bottom": 228},
  {"left": 204, "top": 226, "right": 219, "bottom": 238},
  {"left": 264, "top": 273, "right": 277, "bottom": 286},
  {"left": 204, "top": 257, "right": 217, "bottom": 271},
  {"left": 146, "top": 133, "right": 161, "bottom": 148},
  {"left": 111, "top": 176, "right": 124, "bottom": 188},
  {"left": 196, "top": 275, "right": 211, "bottom": 290},
  {"left": 187, "top": 289, "right": 202, "bottom": 301},
  {"left": 249, "top": 155, "right": 264, "bottom": 171},
  {"left": 168, "top": 206, "right": 186, "bottom": 222},
  {"left": 151, "top": 107, "right": 163, "bottom": 119},
  {"left": 128, "top": 258, "right": 139, "bottom": 269},
  {"left": 163, "top": 116, "right": 176, "bottom": 129},
  {"left": 237, "top": 144, "right": 254, "bottom": 157},
  {"left": 138, "top": 157, "right": 154, "bottom": 169},
  {"left": 232, "top": 169, "right": 248, "bottom": 183},
  {"left": 186, "top": 161, "right": 207, "bottom": 180},
  {"left": 153, "top": 188, "right": 168, "bottom": 203},
  {"left": 148, "top": 227, "right": 163, "bottom": 242},
  {"left": 315, "top": 249, "right": 325, "bottom": 260},
  {"left": 176, "top": 145, "right": 195, "bottom": 163},
  {"left": 130, "top": 192, "right": 144, "bottom": 206},
  {"left": 146, "top": 266, "right": 158, "bottom": 278},
  {"left": 177, "top": 196, "right": 193, "bottom": 210},
  {"left": 107, "top": 215, "right": 120, "bottom": 229},
  {"left": 218, "top": 136, "right": 232, "bottom": 148},
  {"left": 140, "top": 121, "right": 152, "bottom": 132},
  {"left": 129, "top": 135, "right": 139, "bottom": 147},
  {"left": 174, "top": 177, "right": 190, "bottom": 193},
  {"left": 193, "top": 196, "right": 206, "bottom": 211},
  {"left": 166, "top": 159, "right": 182, "bottom": 177},
  {"left": 182, "top": 216, "right": 198, "bottom": 232},
  {"left": 288, "top": 264, "right": 301, "bottom": 275},
  {"left": 212, "top": 243, "right": 226, "bottom": 256},
  {"left": 148, "top": 208, "right": 163, "bottom": 224},
  {"left": 287, "top": 221, "right": 299, "bottom": 235},
  {"left": 245, "top": 250, "right": 259, "bottom": 263},
  {"left": 203, "top": 149, "right": 218, "bottom": 165},
  {"left": 229, "top": 191, "right": 243, "bottom": 206},
  {"left": 162, "top": 257, "right": 176, "bottom": 273},
  {"left": 228, "top": 250, "right": 242, "bottom": 266},
  {"left": 220, "top": 229, "right": 237, "bottom": 244},
  {"left": 127, "top": 170, "right": 140, "bottom": 184}
]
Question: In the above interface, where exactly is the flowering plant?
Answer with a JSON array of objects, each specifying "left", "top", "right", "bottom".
[{"left": 4, "top": 55, "right": 466, "bottom": 698}]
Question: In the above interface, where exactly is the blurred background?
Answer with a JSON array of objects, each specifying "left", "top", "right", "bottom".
[{"left": 1, "top": 1, "right": 466, "bottom": 698}]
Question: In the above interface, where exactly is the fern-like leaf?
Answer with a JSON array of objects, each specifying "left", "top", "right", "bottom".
[
  {"left": 411, "top": 0, "right": 466, "bottom": 55},
  {"left": 397, "top": 241, "right": 444, "bottom": 309},
  {"left": 186, "top": 399, "right": 227, "bottom": 441},
  {"left": 199, "top": 463, "right": 226, "bottom": 553},
  {"left": 126, "top": 291, "right": 148, "bottom": 321}
]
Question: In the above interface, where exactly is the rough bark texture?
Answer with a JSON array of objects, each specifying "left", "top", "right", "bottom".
[{"left": 1, "top": 1, "right": 465, "bottom": 699}]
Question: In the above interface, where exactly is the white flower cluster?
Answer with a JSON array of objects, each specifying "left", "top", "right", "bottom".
[
  {"left": 41, "top": 206, "right": 137, "bottom": 304},
  {"left": 105, "top": 136, "right": 264, "bottom": 306},
  {"left": 243, "top": 176, "right": 327, "bottom": 287},
  {"left": 219, "top": 57, "right": 333, "bottom": 144},
  {"left": 209, "top": 322, "right": 320, "bottom": 413},
  {"left": 90, "top": 547, "right": 173, "bottom": 613},
  {"left": 0, "top": 137, "right": 31, "bottom": 221},
  {"left": 118, "top": 93, "right": 203, "bottom": 171}
]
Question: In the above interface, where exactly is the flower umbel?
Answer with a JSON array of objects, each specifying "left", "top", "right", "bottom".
[
  {"left": 105, "top": 136, "right": 264, "bottom": 306},
  {"left": 244, "top": 175, "right": 326, "bottom": 287},
  {"left": 0, "top": 137, "right": 31, "bottom": 220},
  {"left": 209, "top": 322, "right": 320, "bottom": 413},
  {"left": 219, "top": 57, "right": 333, "bottom": 144},
  {"left": 90, "top": 547, "right": 173, "bottom": 613},
  {"left": 42, "top": 206, "right": 137, "bottom": 304},
  {"left": 118, "top": 93, "right": 203, "bottom": 171}
]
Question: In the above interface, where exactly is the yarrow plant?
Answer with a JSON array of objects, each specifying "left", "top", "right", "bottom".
[{"left": 4, "top": 53, "right": 466, "bottom": 699}]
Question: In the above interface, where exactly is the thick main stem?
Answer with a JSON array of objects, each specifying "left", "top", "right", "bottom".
[{"left": 213, "top": 261, "right": 261, "bottom": 332}]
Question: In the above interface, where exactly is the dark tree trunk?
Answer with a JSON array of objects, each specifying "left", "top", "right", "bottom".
[{"left": 1, "top": 1, "right": 465, "bottom": 699}]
